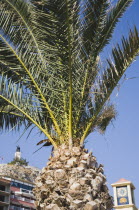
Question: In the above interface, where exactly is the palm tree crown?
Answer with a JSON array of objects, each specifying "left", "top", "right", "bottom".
[{"left": 0, "top": 0, "right": 139, "bottom": 148}]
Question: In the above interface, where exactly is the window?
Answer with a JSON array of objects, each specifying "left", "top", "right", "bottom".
[
  {"left": 24, "top": 197, "right": 31, "bottom": 202},
  {"left": 0, "top": 195, "right": 5, "bottom": 202},
  {"left": 11, "top": 182, "right": 33, "bottom": 191},
  {"left": 0, "top": 185, "right": 5, "bottom": 191},
  {"left": 21, "top": 189, "right": 30, "bottom": 194},
  {"left": 10, "top": 205, "right": 21, "bottom": 210}
]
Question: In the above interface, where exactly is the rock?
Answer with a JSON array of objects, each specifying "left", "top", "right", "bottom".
[
  {"left": 0, "top": 164, "right": 40, "bottom": 183},
  {"left": 45, "top": 204, "right": 61, "bottom": 210},
  {"left": 84, "top": 201, "right": 98, "bottom": 210}
]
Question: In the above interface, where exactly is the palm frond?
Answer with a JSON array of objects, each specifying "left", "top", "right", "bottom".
[
  {"left": 97, "top": 0, "right": 133, "bottom": 53},
  {"left": 94, "top": 105, "right": 116, "bottom": 134},
  {"left": 0, "top": 74, "right": 57, "bottom": 147},
  {"left": 80, "top": 26, "right": 139, "bottom": 144},
  {"left": 0, "top": 0, "right": 138, "bottom": 147},
  {"left": 0, "top": 102, "right": 25, "bottom": 131},
  {"left": 0, "top": 5, "right": 63, "bottom": 138}
]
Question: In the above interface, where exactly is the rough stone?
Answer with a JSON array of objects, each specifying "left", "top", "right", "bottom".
[{"left": 0, "top": 164, "right": 40, "bottom": 183}]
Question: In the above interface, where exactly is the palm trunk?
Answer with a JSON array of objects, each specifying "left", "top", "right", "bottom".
[{"left": 34, "top": 145, "right": 113, "bottom": 210}]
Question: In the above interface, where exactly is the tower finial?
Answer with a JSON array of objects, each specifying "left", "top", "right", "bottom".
[
  {"left": 16, "top": 146, "right": 20, "bottom": 152},
  {"left": 15, "top": 146, "right": 21, "bottom": 160}
]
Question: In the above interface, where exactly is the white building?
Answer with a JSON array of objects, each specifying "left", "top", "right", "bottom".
[{"left": 111, "top": 178, "right": 138, "bottom": 210}]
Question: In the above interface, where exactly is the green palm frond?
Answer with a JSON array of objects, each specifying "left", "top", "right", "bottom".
[
  {"left": 0, "top": 0, "right": 63, "bottom": 139},
  {"left": 97, "top": 0, "right": 133, "bottom": 53},
  {"left": 0, "top": 74, "right": 57, "bottom": 147},
  {"left": 0, "top": 0, "right": 139, "bottom": 147},
  {"left": 0, "top": 102, "right": 25, "bottom": 131},
  {"left": 80, "top": 26, "right": 139, "bottom": 144}
]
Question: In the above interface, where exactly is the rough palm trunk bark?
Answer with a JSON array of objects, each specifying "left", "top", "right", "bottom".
[{"left": 34, "top": 145, "right": 113, "bottom": 210}]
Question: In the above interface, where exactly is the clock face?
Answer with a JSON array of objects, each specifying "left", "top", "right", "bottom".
[
  {"left": 117, "top": 186, "right": 129, "bottom": 205},
  {"left": 117, "top": 187, "right": 128, "bottom": 197}
]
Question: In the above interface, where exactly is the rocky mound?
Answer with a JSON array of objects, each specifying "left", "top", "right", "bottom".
[{"left": 0, "top": 164, "right": 40, "bottom": 183}]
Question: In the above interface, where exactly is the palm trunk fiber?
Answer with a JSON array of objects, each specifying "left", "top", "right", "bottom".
[{"left": 34, "top": 145, "right": 113, "bottom": 210}]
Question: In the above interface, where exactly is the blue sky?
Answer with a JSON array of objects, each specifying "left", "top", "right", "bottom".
[{"left": 0, "top": 0, "right": 139, "bottom": 207}]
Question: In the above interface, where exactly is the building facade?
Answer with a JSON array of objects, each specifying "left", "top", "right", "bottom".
[
  {"left": 111, "top": 178, "right": 138, "bottom": 210},
  {"left": 0, "top": 176, "right": 36, "bottom": 210},
  {"left": 0, "top": 148, "right": 40, "bottom": 210},
  {"left": 0, "top": 178, "right": 10, "bottom": 210}
]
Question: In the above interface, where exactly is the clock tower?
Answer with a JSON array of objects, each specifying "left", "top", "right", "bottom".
[{"left": 111, "top": 178, "right": 138, "bottom": 210}]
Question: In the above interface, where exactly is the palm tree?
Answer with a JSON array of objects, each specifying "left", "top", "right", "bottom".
[{"left": 0, "top": 0, "right": 139, "bottom": 209}]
